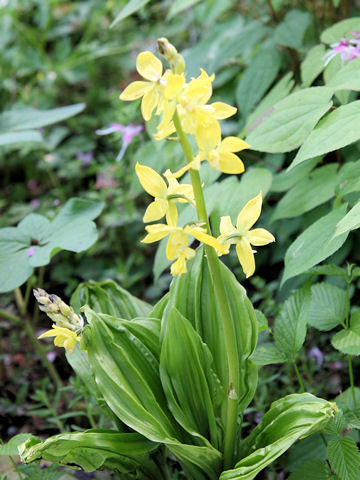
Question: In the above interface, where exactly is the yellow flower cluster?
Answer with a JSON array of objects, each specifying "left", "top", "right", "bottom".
[{"left": 120, "top": 41, "right": 274, "bottom": 277}]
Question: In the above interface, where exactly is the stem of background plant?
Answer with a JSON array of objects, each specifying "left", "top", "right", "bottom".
[
  {"left": 173, "top": 111, "right": 240, "bottom": 469},
  {"left": 13, "top": 287, "right": 67, "bottom": 406},
  {"left": 348, "top": 355, "right": 357, "bottom": 407},
  {"left": 292, "top": 361, "right": 305, "bottom": 392},
  {"left": 32, "top": 267, "right": 45, "bottom": 325}
]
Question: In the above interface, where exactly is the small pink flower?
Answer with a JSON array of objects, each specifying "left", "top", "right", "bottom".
[
  {"left": 27, "top": 247, "right": 35, "bottom": 257},
  {"left": 324, "top": 32, "right": 360, "bottom": 66},
  {"left": 96, "top": 123, "right": 143, "bottom": 161}
]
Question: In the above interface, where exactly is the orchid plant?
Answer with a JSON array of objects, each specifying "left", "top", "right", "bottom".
[{"left": 20, "top": 39, "right": 337, "bottom": 480}]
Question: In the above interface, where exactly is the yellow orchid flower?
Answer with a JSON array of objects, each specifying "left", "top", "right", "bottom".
[
  {"left": 120, "top": 51, "right": 163, "bottom": 121},
  {"left": 142, "top": 223, "right": 226, "bottom": 275},
  {"left": 217, "top": 193, "right": 275, "bottom": 278},
  {"left": 195, "top": 120, "right": 249, "bottom": 174},
  {"left": 38, "top": 324, "right": 80, "bottom": 353},
  {"left": 136, "top": 163, "right": 194, "bottom": 225}
]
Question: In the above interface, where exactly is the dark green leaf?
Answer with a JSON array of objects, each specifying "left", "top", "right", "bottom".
[
  {"left": 289, "top": 459, "right": 332, "bottom": 480},
  {"left": 327, "top": 436, "right": 360, "bottom": 480},
  {"left": 274, "top": 10, "right": 312, "bottom": 49},
  {"left": 308, "top": 282, "right": 346, "bottom": 331}
]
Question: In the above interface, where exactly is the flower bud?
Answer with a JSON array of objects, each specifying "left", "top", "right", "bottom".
[{"left": 157, "top": 37, "right": 178, "bottom": 63}]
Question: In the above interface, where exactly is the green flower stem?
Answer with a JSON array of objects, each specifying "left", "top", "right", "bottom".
[
  {"left": 173, "top": 111, "right": 240, "bottom": 469},
  {"left": 348, "top": 355, "right": 357, "bottom": 407},
  {"left": 292, "top": 361, "right": 305, "bottom": 393}
]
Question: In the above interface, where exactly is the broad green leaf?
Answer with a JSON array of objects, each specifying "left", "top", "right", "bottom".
[
  {"left": 251, "top": 343, "right": 287, "bottom": 366},
  {"left": 334, "top": 201, "right": 360, "bottom": 237},
  {"left": 167, "top": 0, "right": 202, "bottom": 19},
  {"left": 270, "top": 157, "right": 320, "bottom": 192},
  {"left": 331, "top": 312, "right": 360, "bottom": 355},
  {"left": 246, "top": 87, "right": 333, "bottom": 153},
  {"left": 255, "top": 310, "right": 269, "bottom": 332},
  {"left": 289, "top": 459, "right": 333, "bottom": 480},
  {"left": 160, "top": 307, "right": 222, "bottom": 449},
  {"left": 245, "top": 72, "right": 294, "bottom": 133},
  {"left": 163, "top": 248, "right": 258, "bottom": 415},
  {"left": 282, "top": 205, "right": 349, "bottom": 285},
  {"left": 221, "top": 393, "right": 337, "bottom": 480},
  {"left": 110, "top": 0, "right": 151, "bottom": 27},
  {"left": 336, "top": 387, "right": 360, "bottom": 412},
  {"left": 291, "top": 100, "right": 360, "bottom": 168},
  {"left": 20, "top": 429, "right": 157, "bottom": 473},
  {"left": 301, "top": 45, "right": 326, "bottom": 87},
  {"left": 71, "top": 279, "right": 151, "bottom": 319},
  {"left": 0, "top": 104, "right": 85, "bottom": 132},
  {"left": 321, "top": 18, "right": 360, "bottom": 43},
  {"left": 0, "top": 130, "right": 43, "bottom": 146},
  {"left": 308, "top": 283, "right": 346, "bottom": 331},
  {"left": 327, "top": 436, "right": 360, "bottom": 480},
  {"left": 82, "top": 307, "right": 222, "bottom": 478},
  {"left": 287, "top": 433, "right": 327, "bottom": 472},
  {"left": 303, "top": 264, "right": 348, "bottom": 278},
  {"left": 236, "top": 48, "right": 281, "bottom": 118},
  {"left": 0, "top": 434, "right": 37, "bottom": 456},
  {"left": 274, "top": 10, "right": 312, "bottom": 49},
  {"left": 0, "top": 198, "right": 103, "bottom": 293},
  {"left": 324, "top": 411, "right": 346, "bottom": 436},
  {"left": 327, "top": 57, "right": 360, "bottom": 91},
  {"left": 271, "top": 164, "right": 338, "bottom": 221},
  {"left": 273, "top": 286, "right": 311, "bottom": 360}
]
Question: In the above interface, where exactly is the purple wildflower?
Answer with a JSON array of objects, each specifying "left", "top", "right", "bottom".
[
  {"left": 76, "top": 151, "right": 93, "bottom": 167},
  {"left": 96, "top": 123, "right": 143, "bottom": 161},
  {"left": 324, "top": 32, "right": 360, "bottom": 66},
  {"left": 308, "top": 346, "right": 324, "bottom": 367},
  {"left": 29, "top": 198, "right": 40, "bottom": 209},
  {"left": 27, "top": 247, "right": 35, "bottom": 258}
]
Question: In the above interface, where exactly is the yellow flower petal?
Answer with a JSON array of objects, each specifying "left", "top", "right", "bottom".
[
  {"left": 141, "top": 87, "right": 159, "bottom": 121},
  {"left": 136, "top": 163, "right": 167, "bottom": 198},
  {"left": 236, "top": 192, "right": 262, "bottom": 233},
  {"left": 218, "top": 151, "right": 245, "bottom": 174},
  {"left": 170, "top": 255, "right": 187, "bottom": 276},
  {"left": 136, "top": 51, "right": 163, "bottom": 81},
  {"left": 210, "top": 102, "right": 237, "bottom": 119},
  {"left": 196, "top": 120, "right": 221, "bottom": 152},
  {"left": 219, "top": 216, "right": 237, "bottom": 236},
  {"left": 120, "top": 81, "right": 153, "bottom": 101},
  {"left": 236, "top": 238, "right": 255, "bottom": 278},
  {"left": 220, "top": 136, "right": 249, "bottom": 152},
  {"left": 38, "top": 325, "right": 79, "bottom": 353},
  {"left": 142, "top": 224, "right": 176, "bottom": 243},
  {"left": 185, "top": 226, "right": 227, "bottom": 254},
  {"left": 165, "top": 201, "right": 178, "bottom": 227},
  {"left": 143, "top": 199, "right": 167, "bottom": 223},
  {"left": 247, "top": 228, "right": 275, "bottom": 246},
  {"left": 163, "top": 72, "right": 185, "bottom": 99}
]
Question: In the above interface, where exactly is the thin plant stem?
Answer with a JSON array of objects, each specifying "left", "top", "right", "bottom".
[
  {"left": 292, "top": 361, "right": 305, "bottom": 392},
  {"left": 173, "top": 111, "right": 240, "bottom": 469},
  {"left": 0, "top": 308, "right": 22, "bottom": 324},
  {"left": 22, "top": 276, "right": 34, "bottom": 316},
  {"left": 33, "top": 267, "right": 45, "bottom": 325},
  {"left": 8, "top": 455, "right": 24, "bottom": 480},
  {"left": 348, "top": 355, "right": 357, "bottom": 407}
]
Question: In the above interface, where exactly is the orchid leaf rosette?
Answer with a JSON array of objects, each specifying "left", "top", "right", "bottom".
[{"left": 23, "top": 39, "right": 337, "bottom": 480}]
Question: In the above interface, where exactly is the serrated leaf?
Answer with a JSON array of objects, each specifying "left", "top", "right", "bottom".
[
  {"left": 323, "top": 411, "right": 346, "bottom": 436},
  {"left": 274, "top": 286, "right": 311, "bottom": 359},
  {"left": 236, "top": 48, "right": 281, "bottom": 118},
  {"left": 334, "top": 201, "right": 360, "bottom": 237},
  {"left": 327, "top": 436, "right": 360, "bottom": 480},
  {"left": 246, "top": 87, "right": 333, "bottom": 153},
  {"left": 271, "top": 164, "right": 338, "bottom": 221},
  {"left": 331, "top": 312, "right": 360, "bottom": 355},
  {"left": 289, "top": 459, "right": 332, "bottom": 480},
  {"left": 301, "top": 45, "right": 326, "bottom": 87},
  {"left": 255, "top": 310, "right": 269, "bottom": 332},
  {"left": 327, "top": 56, "right": 360, "bottom": 91},
  {"left": 308, "top": 282, "right": 346, "bottom": 331},
  {"left": 274, "top": 10, "right": 312, "bottom": 49},
  {"left": 0, "top": 434, "right": 37, "bottom": 456},
  {"left": 336, "top": 387, "right": 360, "bottom": 412},
  {"left": 282, "top": 205, "right": 349, "bottom": 285},
  {"left": 251, "top": 343, "right": 287, "bottom": 366},
  {"left": 110, "top": 0, "right": 151, "bottom": 27},
  {"left": 321, "top": 18, "right": 360, "bottom": 43},
  {"left": 291, "top": 100, "right": 360, "bottom": 169}
]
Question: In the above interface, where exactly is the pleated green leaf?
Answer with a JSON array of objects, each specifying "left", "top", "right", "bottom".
[
  {"left": 160, "top": 307, "right": 222, "bottom": 449},
  {"left": 163, "top": 248, "right": 258, "bottom": 414},
  {"left": 20, "top": 429, "right": 157, "bottom": 473},
  {"left": 220, "top": 393, "right": 337, "bottom": 480},
  {"left": 308, "top": 282, "right": 346, "bottom": 331},
  {"left": 82, "top": 308, "right": 222, "bottom": 479},
  {"left": 71, "top": 279, "right": 151, "bottom": 319}
]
